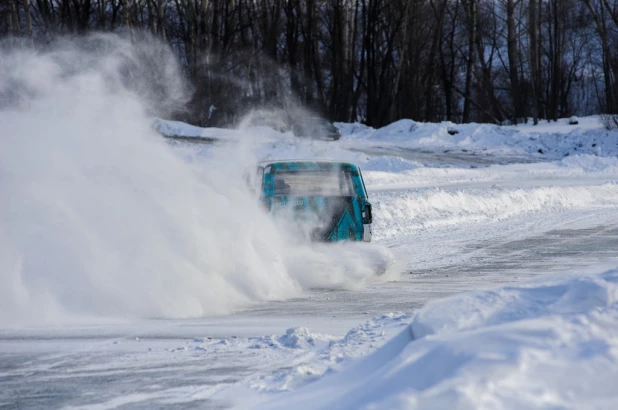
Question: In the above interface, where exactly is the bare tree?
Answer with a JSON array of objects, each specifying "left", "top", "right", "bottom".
[
  {"left": 505, "top": 0, "right": 524, "bottom": 123},
  {"left": 462, "top": 0, "right": 477, "bottom": 123},
  {"left": 1, "top": 0, "right": 613, "bottom": 127}
]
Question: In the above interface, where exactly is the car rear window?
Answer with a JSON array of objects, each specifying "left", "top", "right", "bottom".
[{"left": 274, "top": 170, "right": 354, "bottom": 196}]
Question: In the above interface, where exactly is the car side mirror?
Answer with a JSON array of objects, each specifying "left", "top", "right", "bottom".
[{"left": 362, "top": 204, "right": 372, "bottom": 224}]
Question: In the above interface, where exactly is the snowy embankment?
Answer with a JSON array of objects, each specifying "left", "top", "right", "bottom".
[
  {"left": 157, "top": 115, "right": 618, "bottom": 161},
  {"left": 337, "top": 115, "right": 618, "bottom": 159},
  {"left": 251, "top": 267, "right": 618, "bottom": 410},
  {"left": 372, "top": 181, "right": 618, "bottom": 241}
]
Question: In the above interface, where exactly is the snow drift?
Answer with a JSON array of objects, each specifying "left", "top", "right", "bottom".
[
  {"left": 257, "top": 266, "right": 618, "bottom": 409},
  {"left": 337, "top": 116, "right": 618, "bottom": 159}
]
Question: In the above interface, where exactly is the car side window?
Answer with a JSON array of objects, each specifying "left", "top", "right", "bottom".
[{"left": 341, "top": 171, "right": 355, "bottom": 196}]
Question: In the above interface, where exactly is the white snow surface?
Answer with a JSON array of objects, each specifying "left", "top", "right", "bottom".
[
  {"left": 3, "top": 37, "right": 618, "bottom": 409},
  {"left": 255, "top": 267, "right": 618, "bottom": 410},
  {"left": 158, "top": 114, "right": 618, "bottom": 166},
  {"left": 157, "top": 114, "right": 614, "bottom": 159},
  {"left": 336, "top": 115, "right": 617, "bottom": 159}
]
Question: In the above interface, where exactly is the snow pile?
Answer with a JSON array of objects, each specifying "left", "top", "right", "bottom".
[
  {"left": 247, "top": 327, "right": 324, "bottom": 350},
  {"left": 258, "top": 267, "right": 618, "bottom": 409},
  {"left": 278, "top": 327, "right": 317, "bottom": 349},
  {"left": 338, "top": 116, "right": 618, "bottom": 159},
  {"left": 242, "top": 313, "right": 411, "bottom": 399},
  {"left": 559, "top": 154, "right": 618, "bottom": 173},
  {"left": 246, "top": 328, "right": 325, "bottom": 351}
]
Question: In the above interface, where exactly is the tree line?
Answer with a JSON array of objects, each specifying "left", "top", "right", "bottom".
[{"left": 2, "top": 0, "right": 618, "bottom": 128}]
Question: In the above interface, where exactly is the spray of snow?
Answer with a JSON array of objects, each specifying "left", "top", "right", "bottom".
[{"left": 0, "top": 35, "right": 393, "bottom": 326}]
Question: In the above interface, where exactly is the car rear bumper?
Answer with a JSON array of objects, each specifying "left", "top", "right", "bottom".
[{"left": 363, "top": 224, "right": 372, "bottom": 242}]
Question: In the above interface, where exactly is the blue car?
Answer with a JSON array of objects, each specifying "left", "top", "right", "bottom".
[{"left": 246, "top": 160, "right": 372, "bottom": 242}]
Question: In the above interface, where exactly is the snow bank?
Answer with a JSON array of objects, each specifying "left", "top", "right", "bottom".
[
  {"left": 258, "top": 267, "right": 618, "bottom": 409},
  {"left": 157, "top": 114, "right": 618, "bottom": 174},
  {"left": 373, "top": 183, "right": 618, "bottom": 240},
  {"left": 364, "top": 154, "right": 618, "bottom": 191},
  {"left": 337, "top": 116, "right": 618, "bottom": 160},
  {"left": 559, "top": 154, "right": 618, "bottom": 173}
]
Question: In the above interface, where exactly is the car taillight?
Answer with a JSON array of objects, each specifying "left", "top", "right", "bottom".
[{"left": 362, "top": 204, "right": 372, "bottom": 224}]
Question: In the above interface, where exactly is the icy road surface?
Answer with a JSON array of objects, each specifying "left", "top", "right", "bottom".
[{"left": 2, "top": 145, "right": 618, "bottom": 409}]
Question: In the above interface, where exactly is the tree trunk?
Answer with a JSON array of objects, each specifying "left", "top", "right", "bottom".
[
  {"left": 9, "top": 0, "right": 21, "bottom": 36},
  {"left": 462, "top": 0, "right": 477, "bottom": 123},
  {"left": 529, "top": 0, "right": 540, "bottom": 124},
  {"left": 506, "top": 0, "right": 523, "bottom": 123},
  {"left": 547, "top": 0, "right": 564, "bottom": 121},
  {"left": 122, "top": 0, "right": 130, "bottom": 27},
  {"left": 23, "top": 0, "right": 34, "bottom": 43}
]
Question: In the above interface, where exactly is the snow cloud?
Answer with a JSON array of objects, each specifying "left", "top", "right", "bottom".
[{"left": 0, "top": 34, "right": 393, "bottom": 326}]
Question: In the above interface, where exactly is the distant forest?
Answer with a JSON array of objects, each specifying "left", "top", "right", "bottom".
[{"left": 3, "top": 0, "right": 618, "bottom": 128}]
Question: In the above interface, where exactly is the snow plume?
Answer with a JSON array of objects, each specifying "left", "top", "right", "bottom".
[{"left": 0, "top": 35, "right": 393, "bottom": 326}]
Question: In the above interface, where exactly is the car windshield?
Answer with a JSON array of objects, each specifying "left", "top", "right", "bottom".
[{"left": 274, "top": 170, "right": 354, "bottom": 196}]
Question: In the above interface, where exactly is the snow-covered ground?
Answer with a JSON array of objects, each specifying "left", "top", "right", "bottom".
[
  {"left": 254, "top": 268, "right": 618, "bottom": 410},
  {"left": 2, "top": 40, "right": 618, "bottom": 409}
]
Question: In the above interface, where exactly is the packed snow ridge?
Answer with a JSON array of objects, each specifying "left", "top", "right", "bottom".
[{"left": 253, "top": 267, "right": 618, "bottom": 410}]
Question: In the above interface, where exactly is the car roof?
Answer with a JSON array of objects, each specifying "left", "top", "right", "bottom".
[{"left": 255, "top": 160, "right": 359, "bottom": 171}]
